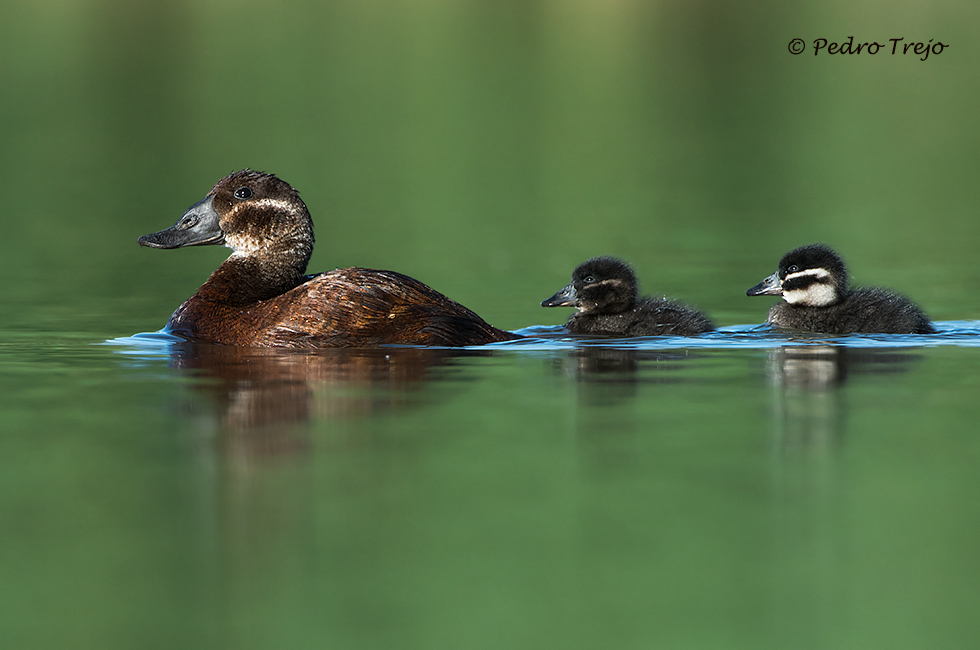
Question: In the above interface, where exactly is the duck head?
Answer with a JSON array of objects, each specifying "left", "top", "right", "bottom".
[
  {"left": 138, "top": 170, "right": 317, "bottom": 303},
  {"left": 138, "top": 170, "right": 314, "bottom": 263}
]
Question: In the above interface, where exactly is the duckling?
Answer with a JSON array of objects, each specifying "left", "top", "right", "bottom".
[
  {"left": 138, "top": 170, "right": 521, "bottom": 347},
  {"left": 746, "top": 243, "right": 935, "bottom": 334},
  {"left": 541, "top": 256, "right": 714, "bottom": 336}
]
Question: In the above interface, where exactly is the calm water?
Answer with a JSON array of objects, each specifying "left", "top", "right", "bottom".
[
  {"left": 3, "top": 0, "right": 980, "bottom": 648},
  {"left": 4, "top": 325, "right": 980, "bottom": 649}
]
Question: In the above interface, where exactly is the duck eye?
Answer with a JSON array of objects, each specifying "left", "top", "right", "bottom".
[
  {"left": 787, "top": 265, "right": 799, "bottom": 273},
  {"left": 583, "top": 275, "right": 596, "bottom": 284},
  {"left": 233, "top": 187, "right": 253, "bottom": 200}
]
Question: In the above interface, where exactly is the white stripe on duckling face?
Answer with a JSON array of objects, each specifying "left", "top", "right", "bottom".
[
  {"left": 784, "top": 267, "right": 831, "bottom": 283},
  {"left": 782, "top": 267, "right": 837, "bottom": 306}
]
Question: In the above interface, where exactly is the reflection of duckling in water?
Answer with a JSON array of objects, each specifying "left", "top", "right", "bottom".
[
  {"left": 541, "top": 256, "right": 714, "bottom": 336},
  {"left": 747, "top": 244, "right": 935, "bottom": 334},
  {"left": 138, "top": 170, "right": 520, "bottom": 347}
]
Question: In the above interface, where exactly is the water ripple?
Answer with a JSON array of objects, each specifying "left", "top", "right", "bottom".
[
  {"left": 104, "top": 321, "right": 980, "bottom": 356},
  {"left": 500, "top": 321, "right": 980, "bottom": 351}
]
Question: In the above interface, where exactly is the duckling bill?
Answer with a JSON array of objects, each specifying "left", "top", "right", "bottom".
[
  {"left": 138, "top": 170, "right": 520, "bottom": 347},
  {"left": 542, "top": 256, "right": 714, "bottom": 336},
  {"left": 746, "top": 243, "right": 935, "bottom": 334}
]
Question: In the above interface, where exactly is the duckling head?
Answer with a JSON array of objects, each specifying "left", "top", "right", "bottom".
[
  {"left": 747, "top": 244, "right": 848, "bottom": 307},
  {"left": 542, "top": 256, "right": 638, "bottom": 314}
]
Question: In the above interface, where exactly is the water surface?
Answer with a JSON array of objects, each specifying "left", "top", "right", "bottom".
[{"left": 8, "top": 324, "right": 980, "bottom": 648}]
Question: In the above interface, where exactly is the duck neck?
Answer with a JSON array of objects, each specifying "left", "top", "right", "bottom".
[{"left": 196, "top": 244, "right": 312, "bottom": 306}]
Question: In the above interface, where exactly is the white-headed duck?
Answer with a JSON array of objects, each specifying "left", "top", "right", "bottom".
[{"left": 138, "top": 170, "right": 520, "bottom": 347}]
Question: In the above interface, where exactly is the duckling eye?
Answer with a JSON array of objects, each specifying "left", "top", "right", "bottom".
[
  {"left": 233, "top": 187, "right": 253, "bottom": 200},
  {"left": 583, "top": 275, "right": 596, "bottom": 284},
  {"left": 787, "top": 265, "right": 799, "bottom": 274}
]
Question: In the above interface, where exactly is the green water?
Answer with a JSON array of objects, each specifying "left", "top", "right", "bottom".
[{"left": 2, "top": 1, "right": 979, "bottom": 648}]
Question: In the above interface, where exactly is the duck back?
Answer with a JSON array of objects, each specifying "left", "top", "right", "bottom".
[{"left": 168, "top": 267, "right": 521, "bottom": 348}]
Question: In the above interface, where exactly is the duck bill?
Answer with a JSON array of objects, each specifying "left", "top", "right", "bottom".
[
  {"left": 746, "top": 272, "right": 783, "bottom": 297},
  {"left": 137, "top": 195, "right": 225, "bottom": 249},
  {"left": 541, "top": 282, "right": 578, "bottom": 308}
]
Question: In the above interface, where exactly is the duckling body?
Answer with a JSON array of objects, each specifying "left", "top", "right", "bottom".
[
  {"left": 562, "top": 298, "right": 715, "bottom": 337},
  {"left": 746, "top": 244, "right": 934, "bottom": 335},
  {"left": 542, "top": 256, "right": 714, "bottom": 337},
  {"left": 138, "top": 170, "right": 519, "bottom": 347}
]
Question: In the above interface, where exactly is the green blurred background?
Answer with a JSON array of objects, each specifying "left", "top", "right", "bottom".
[
  {"left": 1, "top": 0, "right": 976, "bottom": 336},
  {"left": 2, "top": 3, "right": 979, "bottom": 650}
]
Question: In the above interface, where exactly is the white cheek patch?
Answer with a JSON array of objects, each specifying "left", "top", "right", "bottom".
[
  {"left": 783, "top": 283, "right": 837, "bottom": 306},
  {"left": 784, "top": 267, "right": 831, "bottom": 283},
  {"left": 226, "top": 198, "right": 304, "bottom": 227},
  {"left": 225, "top": 234, "right": 265, "bottom": 255},
  {"left": 224, "top": 198, "right": 306, "bottom": 255}
]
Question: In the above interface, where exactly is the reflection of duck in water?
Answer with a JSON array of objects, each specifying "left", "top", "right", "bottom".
[
  {"left": 541, "top": 256, "right": 714, "bottom": 336},
  {"left": 138, "top": 170, "right": 520, "bottom": 347},
  {"left": 168, "top": 344, "right": 478, "bottom": 457},
  {"left": 747, "top": 244, "right": 934, "bottom": 334}
]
